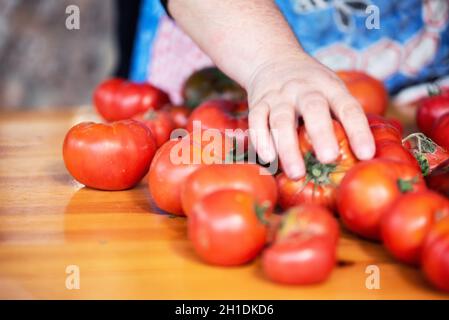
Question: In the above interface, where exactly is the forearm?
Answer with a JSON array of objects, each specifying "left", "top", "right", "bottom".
[{"left": 169, "top": 0, "right": 305, "bottom": 89}]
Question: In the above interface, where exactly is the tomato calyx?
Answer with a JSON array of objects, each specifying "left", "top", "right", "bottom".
[
  {"left": 304, "top": 152, "right": 337, "bottom": 185},
  {"left": 427, "top": 83, "right": 442, "bottom": 97},
  {"left": 254, "top": 202, "right": 271, "bottom": 226},
  {"left": 397, "top": 176, "right": 419, "bottom": 193},
  {"left": 142, "top": 109, "right": 157, "bottom": 120}
]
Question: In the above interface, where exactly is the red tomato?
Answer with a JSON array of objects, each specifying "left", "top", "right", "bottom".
[
  {"left": 63, "top": 120, "right": 156, "bottom": 190},
  {"left": 94, "top": 78, "right": 170, "bottom": 121},
  {"left": 337, "top": 159, "right": 426, "bottom": 240},
  {"left": 262, "top": 235, "right": 336, "bottom": 285},
  {"left": 403, "top": 132, "right": 449, "bottom": 176},
  {"left": 370, "top": 123, "right": 402, "bottom": 143},
  {"left": 181, "top": 163, "right": 277, "bottom": 216},
  {"left": 426, "top": 158, "right": 449, "bottom": 198},
  {"left": 164, "top": 105, "right": 190, "bottom": 129},
  {"left": 277, "top": 121, "right": 357, "bottom": 211},
  {"left": 188, "top": 190, "right": 269, "bottom": 266},
  {"left": 186, "top": 100, "right": 248, "bottom": 146},
  {"left": 148, "top": 133, "right": 233, "bottom": 215},
  {"left": 416, "top": 89, "right": 449, "bottom": 136},
  {"left": 367, "top": 113, "right": 403, "bottom": 135},
  {"left": 381, "top": 191, "right": 449, "bottom": 265},
  {"left": 139, "top": 110, "right": 175, "bottom": 147},
  {"left": 432, "top": 113, "right": 449, "bottom": 150},
  {"left": 262, "top": 204, "right": 338, "bottom": 285},
  {"left": 336, "top": 70, "right": 388, "bottom": 115},
  {"left": 422, "top": 217, "right": 449, "bottom": 292},
  {"left": 375, "top": 140, "right": 419, "bottom": 168}
]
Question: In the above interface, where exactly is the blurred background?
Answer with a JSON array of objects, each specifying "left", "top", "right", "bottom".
[{"left": 0, "top": 0, "right": 141, "bottom": 110}]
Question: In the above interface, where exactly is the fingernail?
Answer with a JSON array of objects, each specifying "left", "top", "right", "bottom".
[
  {"left": 357, "top": 144, "right": 375, "bottom": 160},
  {"left": 318, "top": 147, "right": 339, "bottom": 164}
]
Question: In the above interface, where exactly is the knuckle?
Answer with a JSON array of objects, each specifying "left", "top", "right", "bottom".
[{"left": 269, "top": 107, "right": 294, "bottom": 128}]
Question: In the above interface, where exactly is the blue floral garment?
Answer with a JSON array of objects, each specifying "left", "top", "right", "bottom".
[{"left": 131, "top": 0, "right": 449, "bottom": 98}]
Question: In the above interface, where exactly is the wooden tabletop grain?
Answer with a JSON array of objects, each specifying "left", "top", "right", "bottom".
[{"left": 0, "top": 107, "right": 447, "bottom": 300}]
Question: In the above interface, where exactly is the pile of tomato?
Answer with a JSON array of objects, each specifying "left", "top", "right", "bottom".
[{"left": 62, "top": 69, "right": 449, "bottom": 292}]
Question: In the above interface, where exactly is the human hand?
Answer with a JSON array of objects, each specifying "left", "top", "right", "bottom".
[{"left": 246, "top": 53, "right": 375, "bottom": 179}]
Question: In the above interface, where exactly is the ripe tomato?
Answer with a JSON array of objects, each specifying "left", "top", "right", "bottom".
[
  {"left": 367, "top": 113, "right": 403, "bottom": 135},
  {"left": 416, "top": 89, "right": 449, "bottom": 136},
  {"left": 426, "top": 158, "right": 449, "bottom": 198},
  {"left": 337, "top": 159, "right": 426, "bottom": 240},
  {"left": 148, "top": 133, "right": 233, "bottom": 215},
  {"left": 381, "top": 191, "right": 449, "bottom": 265},
  {"left": 422, "top": 217, "right": 449, "bottom": 292},
  {"left": 138, "top": 110, "right": 175, "bottom": 147},
  {"left": 262, "top": 204, "right": 338, "bottom": 285},
  {"left": 188, "top": 190, "right": 269, "bottom": 266},
  {"left": 164, "top": 104, "right": 190, "bottom": 129},
  {"left": 181, "top": 163, "right": 277, "bottom": 216},
  {"left": 336, "top": 70, "right": 388, "bottom": 115},
  {"left": 374, "top": 140, "right": 419, "bottom": 168},
  {"left": 186, "top": 99, "right": 248, "bottom": 146},
  {"left": 277, "top": 120, "right": 357, "bottom": 210},
  {"left": 370, "top": 123, "right": 402, "bottom": 143},
  {"left": 94, "top": 78, "right": 170, "bottom": 121},
  {"left": 63, "top": 120, "right": 156, "bottom": 190},
  {"left": 431, "top": 113, "right": 449, "bottom": 150},
  {"left": 403, "top": 133, "right": 449, "bottom": 176}
]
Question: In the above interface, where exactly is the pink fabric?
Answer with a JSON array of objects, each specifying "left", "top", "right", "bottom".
[{"left": 149, "top": 16, "right": 214, "bottom": 104}]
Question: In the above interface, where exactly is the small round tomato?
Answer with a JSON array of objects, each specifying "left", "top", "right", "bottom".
[
  {"left": 164, "top": 105, "right": 190, "bottom": 129},
  {"left": 416, "top": 89, "right": 449, "bottom": 136},
  {"left": 337, "top": 159, "right": 426, "bottom": 240},
  {"left": 431, "top": 113, "right": 449, "bottom": 150},
  {"left": 186, "top": 99, "right": 248, "bottom": 146},
  {"left": 148, "top": 133, "right": 233, "bottom": 215},
  {"left": 375, "top": 140, "right": 419, "bottom": 168},
  {"left": 181, "top": 163, "right": 277, "bottom": 216},
  {"left": 262, "top": 204, "right": 338, "bottom": 285},
  {"left": 63, "top": 120, "right": 156, "bottom": 190},
  {"left": 381, "top": 191, "right": 449, "bottom": 265},
  {"left": 139, "top": 110, "right": 175, "bottom": 147},
  {"left": 336, "top": 70, "right": 388, "bottom": 115},
  {"left": 422, "top": 217, "right": 449, "bottom": 292},
  {"left": 188, "top": 190, "right": 269, "bottom": 266},
  {"left": 94, "top": 78, "right": 170, "bottom": 121},
  {"left": 277, "top": 120, "right": 357, "bottom": 211},
  {"left": 370, "top": 123, "right": 402, "bottom": 143}
]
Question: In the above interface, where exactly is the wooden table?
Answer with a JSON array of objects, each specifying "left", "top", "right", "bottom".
[{"left": 0, "top": 107, "right": 447, "bottom": 300}]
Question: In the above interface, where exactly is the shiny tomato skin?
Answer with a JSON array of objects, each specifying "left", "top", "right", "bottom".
[
  {"left": 186, "top": 99, "right": 248, "bottom": 146},
  {"left": 336, "top": 70, "right": 388, "bottom": 115},
  {"left": 381, "top": 191, "right": 449, "bottom": 265},
  {"left": 416, "top": 91, "right": 449, "bottom": 136},
  {"left": 94, "top": 78, "right": 170, "bottom": 122},
  {"left": 370, "top": 123, "right": 402, "bottom": 143},
  {"left": 63, "top": 120, "right": 156, "bottom": 190},
  {"left": 277, "top": 121, "right": 357, "bottom": 211},
  {"left": 148, "top": 133, "right": 232, "bottom": 215},
  {"left": 139, "top": 110, "right": 175, "bottom": 147},
  {"left": 432, "top": 113, "right": 449, "bottom": 150},
  {"left": 188, "top": 190, "right": 268, "bottom": 266},
  {"left": 375, "top": 140, "right": 419, "bottom": 168},
  {"left": 367, "top": 113, "right": 403, "bottom": 135},
  {"left": 262, "top": 235, "right": 336, "bottom": 285},
  {"left": 181, "top": 163, "right": 277, "bottom": 216},
  {"left": 422, "top": 217, "right": 449, "bottom": 292},
  {"left": 275, "top": 204, "right": 339, "bottom": 245},
  {"left": 337, "top": 159, "right": 426, "bottom": 240},
  {"left": 165, "top": 105, "right": 190, "bottom": 129}
]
